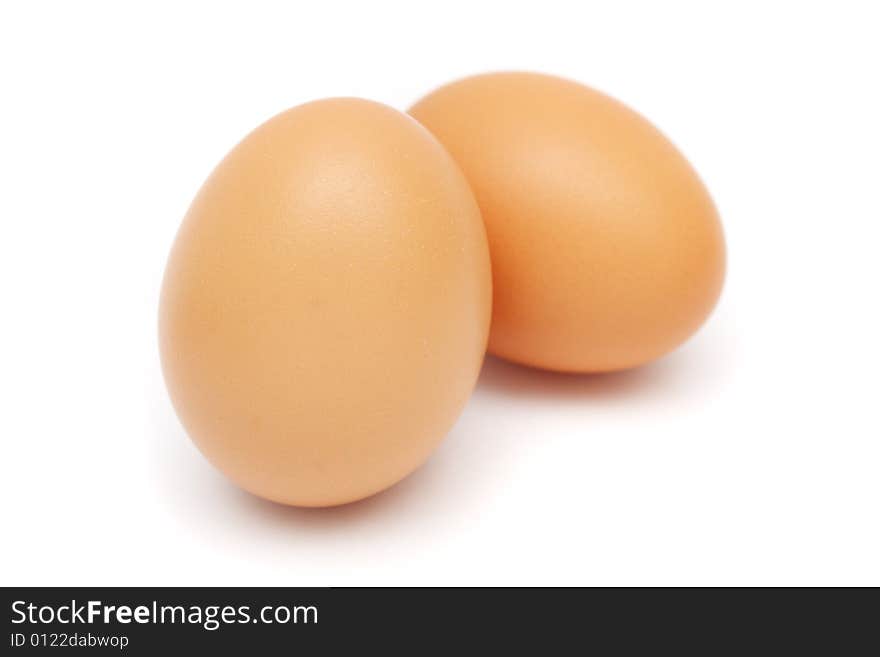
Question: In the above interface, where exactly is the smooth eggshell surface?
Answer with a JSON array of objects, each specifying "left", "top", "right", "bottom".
[
  {"left": 410, "top": 72, "right": 726, "bottom": 372},
  {"left": 159, "top": 98, "right": 492, "bottom": 507}
]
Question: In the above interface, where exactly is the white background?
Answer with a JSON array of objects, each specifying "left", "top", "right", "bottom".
[{"left": 2, "top": 1, "right": 878, "bottom": 586}]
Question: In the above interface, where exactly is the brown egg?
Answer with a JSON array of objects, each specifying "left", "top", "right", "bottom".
[
  {"left": 159, "top": 98, "right": 491, "bottom": 507},
  {"left": 410, "top": 72, "right": 726, "bottom": 372}
]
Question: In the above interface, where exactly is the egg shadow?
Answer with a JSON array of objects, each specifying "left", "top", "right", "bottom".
[
  {"left": 218, "top": 458, "right": 446, "bottom": 533},
  {"left": 475, "top": 351, "right": 698, "bottom": 404}
]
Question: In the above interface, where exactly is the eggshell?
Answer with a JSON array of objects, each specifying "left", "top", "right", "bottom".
[
  {"left": 159, "top": 98, "right": 491, "bottom": 507},
  {"left": 410, "top": 72, "right": 726, "bottom": 372}
]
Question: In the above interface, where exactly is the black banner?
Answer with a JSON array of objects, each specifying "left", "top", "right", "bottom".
[{"left": 2, "top": 587, "right": 875, "bottom": 652}]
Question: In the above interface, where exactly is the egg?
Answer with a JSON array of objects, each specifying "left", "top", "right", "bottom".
[
  {"left": 410, "top": 72, "right": 726, "bottom": 372},
  {"left": 159, "top": 98, "right": 491, "bottom": 507}
]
